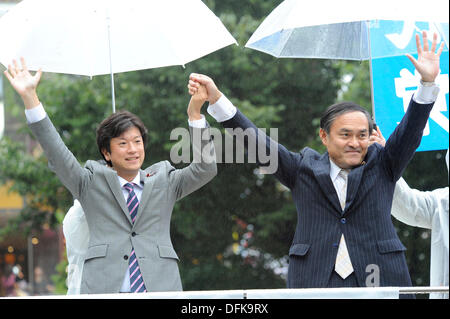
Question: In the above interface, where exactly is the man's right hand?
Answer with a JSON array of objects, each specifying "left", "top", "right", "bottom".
[
  {"left": 188, "top": 73, "right": 222, "bottom": 105},
  {"left": 3, "top": 57, "right": 42, "bottom": 109}
]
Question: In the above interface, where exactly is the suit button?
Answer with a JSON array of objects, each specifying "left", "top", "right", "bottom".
[
  {"left": 132, "top": 232, "right": 137, "bottom": 237},
  {"left": 123, "top": 255, "right": 128, "bottom": 260},
  {"left": 340, "top": 218, "right": 346, "bottom": 224}
]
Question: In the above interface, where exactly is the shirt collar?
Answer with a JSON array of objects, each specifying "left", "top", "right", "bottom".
[
  {"left": 117, "top": 174, "right": 143, "bottom": 189},
  {"left": 329, "top": 158, "right": 343, "bottom": 182}
]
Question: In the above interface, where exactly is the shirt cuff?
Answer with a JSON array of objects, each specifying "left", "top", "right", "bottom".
[
  {"left": 207, "top": 95, "right": 237, "bottom": 122},
  {"left": 188, "top": 114, "right": 207, "bottom": 128},
  {"left": 25, "top": 103, "right": 47, "bottom": 124},
  {"left": 413, "top": 83, "right": 440, "bottom": 104}
]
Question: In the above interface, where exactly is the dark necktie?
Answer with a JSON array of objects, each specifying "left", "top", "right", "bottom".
[{"left": 123, "top": 183, "right": 147, "bottom": 293}]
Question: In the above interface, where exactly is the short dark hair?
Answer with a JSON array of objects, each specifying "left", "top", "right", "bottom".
[
  {"left": 320, "top": 101, "right": 373, "bottom": 134},
  {"left": 96, "top": 110, "right": 148, "bottom": 166}
]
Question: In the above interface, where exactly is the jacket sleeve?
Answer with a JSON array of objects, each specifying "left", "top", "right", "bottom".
[
  {"left": 391, "top": 177, "right": 439, "bottom": 229},
  {"left": 221, "top": 109, "right": 301, "bottom": 189},
  {"left": 168, "top": 123, "right": 217, "bottom": 201},
  {"left": 28, "top": 116, "right": 92, "bottom": 199},
  {"left": 381, "top": 98, "right": 434, "bottom": 181}
]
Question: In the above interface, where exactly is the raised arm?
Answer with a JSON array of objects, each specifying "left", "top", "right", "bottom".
[
  {"left": 382, "top": 32, "right": 443, "bottom": 181},
  {"left": 370, "top": 113, "right": 445, "bottom": 228},
  {"left": 391, "top": 178, "right": 444, "bottom": 229},
  {"left": 169, "top": 83, "right": 217, "bottom": 201},
  {"left": 3, "top": 57, "right": 90, "bottom": 199},
  {"left": 188, "top": 74, "right": 300, "bottom": 189}
]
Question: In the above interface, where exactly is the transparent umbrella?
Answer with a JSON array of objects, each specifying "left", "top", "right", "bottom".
[
  {"left": 245, "top": 0, "right": 448, "bottom": 60},
  {"left": 245, "top": 0, "right": 449, "bottom": 109}
]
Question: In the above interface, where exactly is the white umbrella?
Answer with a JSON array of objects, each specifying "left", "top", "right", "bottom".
[
  {"left": 0, "top": 0, "right": 237, "bottom": 112},
  {"left": 245, "top": 0, "right": 448, "bottom": 60}
]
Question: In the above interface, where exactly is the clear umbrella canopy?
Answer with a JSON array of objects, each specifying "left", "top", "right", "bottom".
[{"left": 245, "top": 0, "right": 449, "bottom": 60}]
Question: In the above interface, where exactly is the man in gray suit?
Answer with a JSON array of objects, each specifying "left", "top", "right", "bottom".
[{"left": 4, "top": 58, "right": 217, "bottom": 294}]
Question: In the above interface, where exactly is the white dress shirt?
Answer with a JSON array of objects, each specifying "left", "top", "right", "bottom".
[
  {"left": 62, "top": 199, "right": 88, "bottom": 294},
  {"left": 392, "top": 178, "right": 448, "bottom": 299},
  {"left": 392, "top": 147, "right": 449, "bottom": 300},
  {"left": 329, "top": 159, "right": 348, "bottom": 208}
]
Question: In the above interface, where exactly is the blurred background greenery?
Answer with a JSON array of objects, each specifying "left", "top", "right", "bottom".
[{"left": 0, "top": 0, "right": 447, "bottom": 295}]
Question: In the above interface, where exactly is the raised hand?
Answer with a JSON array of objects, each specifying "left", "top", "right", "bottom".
[
  {"left": 191, "top": 82, "right": 208, "bottom": 104},
  {"left": 3, "top": 57, "right": 42, "bottom": 109},
  {"left": 187, "top": 83, "right": 208, "bottom": 121},
  {"left": 188, "top": 73, "right": 222, "bottom": 105},
  {"left": 369, "top": 126, "right": 386, "bottom": 147},
  {"left": 406, "top": 31, "right": 444, "bottom": 83}
]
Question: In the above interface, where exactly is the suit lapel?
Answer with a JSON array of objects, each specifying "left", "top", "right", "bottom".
[
  {"left": 345, "top": 165, "right": 364, "bottom": 212},
  {"left": 345, "top": 150, "right": 373, "bottom": 212},
  {"left": 132, "top": 169, "right": 157, "bottom": 226},
  {"left": 104, "top": 169, "right": 133, "bottom": 225},
  {"left": 311, "top": 153, "right": 342, "bottom": 215}
]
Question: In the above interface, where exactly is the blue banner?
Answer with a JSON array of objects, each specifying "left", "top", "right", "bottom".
[
  {"left": 371, "top": 21, "right": 449, "bottom": 152},
  {"left": 370, "top": 20, "right": 449, "bottom": 58}
]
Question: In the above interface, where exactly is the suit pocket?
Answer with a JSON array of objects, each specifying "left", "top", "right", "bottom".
[
  {"left": 85, "top": 244, "right": 108, "bottom": 261},
  {"left": 376, "top": 238, "right": 406, "bottom": 254},
  {"left": 289, "top": 243, "right": 310, "bottom": 257},
  {"left": 158, "top": 245, "right": 179, "bottom": 261}
]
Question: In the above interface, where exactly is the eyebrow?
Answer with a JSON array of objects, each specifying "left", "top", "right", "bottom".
[
  {"left": 339, "top": 128, "right": 368, "bottom": 133},
  {"left": 116, "top": 135, "right": 142, "bottom": 140}
]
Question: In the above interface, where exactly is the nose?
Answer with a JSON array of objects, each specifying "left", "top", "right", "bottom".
[
  {"left": 348, "top": 136, "right": 359, "bottom": 148},
  {"left": 127, "top": 142, "right": 137, "bottom": 153}
]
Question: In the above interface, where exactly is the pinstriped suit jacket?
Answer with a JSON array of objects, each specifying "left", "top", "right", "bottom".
[{"left": 222, "top": 98, "right": 434, "bottom": 288}]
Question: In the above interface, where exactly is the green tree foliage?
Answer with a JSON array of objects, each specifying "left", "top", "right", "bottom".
[{"left": 1, "top": 0, "right": 444, "bottom": 294}]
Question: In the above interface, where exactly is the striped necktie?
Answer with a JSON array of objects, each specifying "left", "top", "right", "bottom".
[
  {"left": 123, "top": 183, "right": 147, "bottom": 293},
  {"left": 334, "top": 170, "right": 354, "bottom": 279}
]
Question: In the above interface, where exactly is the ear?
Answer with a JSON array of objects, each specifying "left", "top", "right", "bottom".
[
  {"left": 319, "top": 128, "right": 328, "bottom": 147},
  {"left": 101, "top": 148, "right": 111, "bottom": 162}
]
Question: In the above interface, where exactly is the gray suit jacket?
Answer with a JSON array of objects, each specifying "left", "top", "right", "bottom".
[{"left": 29, "top": 116, "right": 217, "bottom": 294}]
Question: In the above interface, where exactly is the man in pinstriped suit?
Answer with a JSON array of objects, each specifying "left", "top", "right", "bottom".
[{"left": 188, "top": 32, "right": 443, "bottom": 295}]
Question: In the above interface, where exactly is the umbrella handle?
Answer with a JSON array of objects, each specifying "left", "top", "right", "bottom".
[
  {"left": 107, "top": 8, "right": 115, "bottom": 113},
  {"left": 110, "top": 72, "right": 116, "bottom": 114},
  {"left": 367, "top": 20, "right": 375, "bottom": 121}
]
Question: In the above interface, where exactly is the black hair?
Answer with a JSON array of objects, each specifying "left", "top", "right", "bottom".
[
  {"left": 320, "top": 101, "right": 373, "bottom": 134},
  {"left": 96, "top": 110, "right": 148, "bottom": 166}
]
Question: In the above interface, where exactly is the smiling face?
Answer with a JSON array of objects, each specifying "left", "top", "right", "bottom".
[
  {"left": 320, "top": 111, "right": 370, "bottom": 169},
  {"left": 102, "top": 126, "right": 145, "bottom": 181}
]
